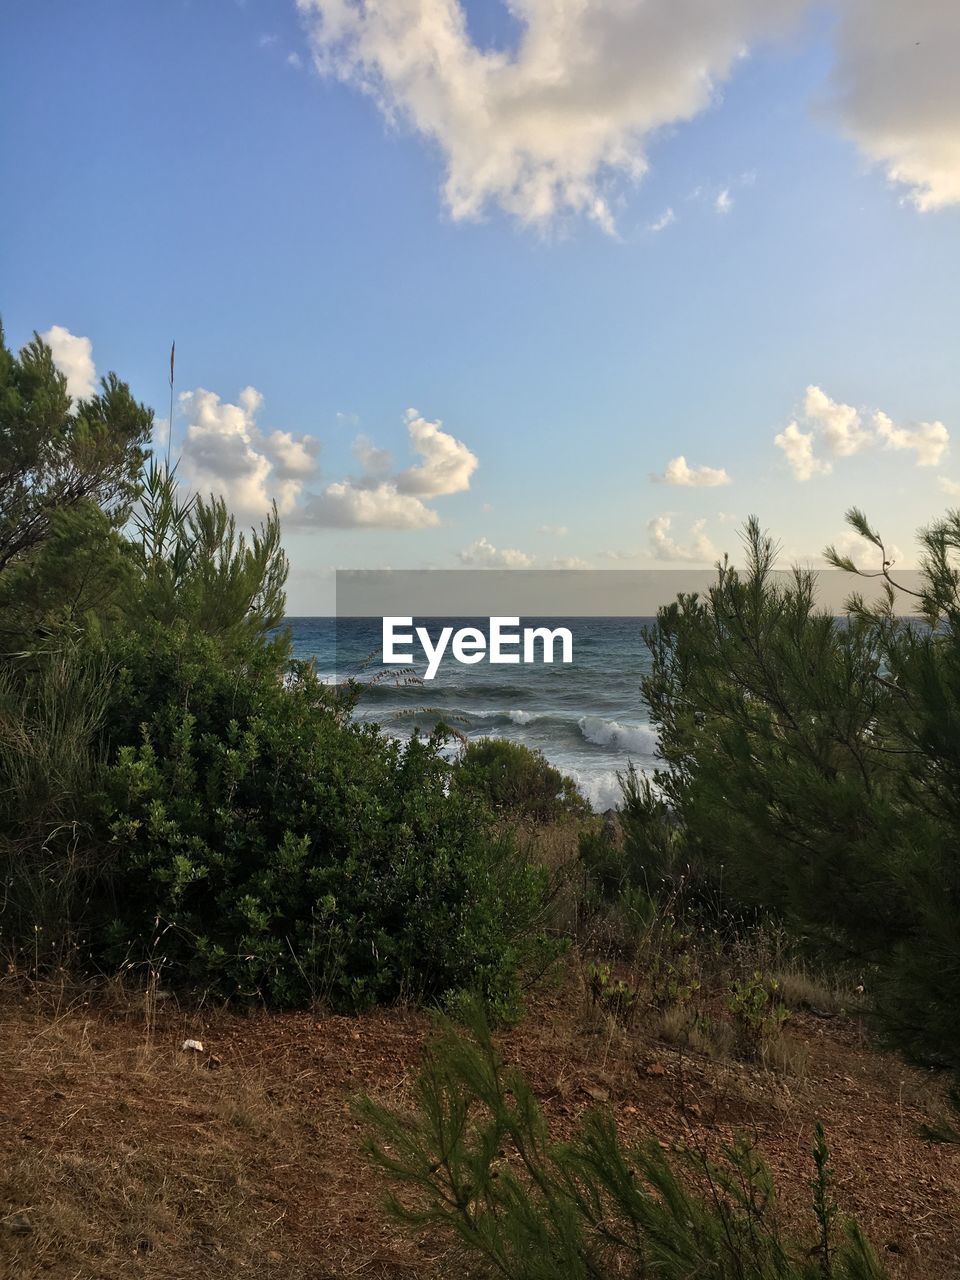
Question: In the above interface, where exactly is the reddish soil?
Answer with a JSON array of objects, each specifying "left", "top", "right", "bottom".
[{"left": 3, "top": 976, "right": 960, "bottom": 1279}]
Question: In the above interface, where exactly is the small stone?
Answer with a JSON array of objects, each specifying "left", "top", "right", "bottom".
[{"left": 180, "top": 1038, "right": 204, "bottom": 1053}]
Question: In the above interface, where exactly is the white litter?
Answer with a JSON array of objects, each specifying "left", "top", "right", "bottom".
[{"left": 180, "top": 1038, "right": 204, "bottom": 1053}]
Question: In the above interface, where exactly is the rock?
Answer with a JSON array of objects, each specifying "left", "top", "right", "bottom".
[
  {"left": 180, "top": 1038, "right": 204, "bottom": 1053},
  {"left": 4, "top": 1213, "right": 33, "bottom": 1236}
]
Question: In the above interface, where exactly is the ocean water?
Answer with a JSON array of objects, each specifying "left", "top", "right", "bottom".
[{"left": 286, "top": 617, "right": 660, "bottom": 812}]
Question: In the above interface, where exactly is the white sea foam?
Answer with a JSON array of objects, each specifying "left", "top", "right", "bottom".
[
  {"left": 508, "top": 709, "right": 536, "bottom": 724},
  {"left": 577, "top": 715, "right": 657, "bottom": 755},
  {"left": 568, "top": 767, "right": 628, "bottom": 813}
]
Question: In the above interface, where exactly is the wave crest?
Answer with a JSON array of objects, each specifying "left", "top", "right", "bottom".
[{"left": 577, "top": 715, "right": 657, "bottom": 755}]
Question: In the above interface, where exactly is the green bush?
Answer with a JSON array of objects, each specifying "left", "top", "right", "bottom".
[
  {"left": 453, "top": 737, "right": 588, "bottom": 824},
  {"left": 578, "top": 764, "right": 684, "bottom": 906},
  {"left": 0, "top": 382, "right": 558, "bottom": 1013},
  {"left": 87, "top": 621, "right": 557, "bottom": 1014},
  {"left": 638, "top": 510, "right": 960, "bottom": 1068},
  {"left": 359, "top": 1008, "right": 887, "bottom": 1280}
]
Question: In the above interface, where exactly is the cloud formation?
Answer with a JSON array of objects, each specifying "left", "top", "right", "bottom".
[
  {"left": 297, "top": 1, "right": 960, "bottom": 227},
  {"left": 550, "top": 555, "right": 591, "bottom": 569},
  {"left": 41, "top": 325, "right": 96, "bottom": 401},
  {"left": 803, "top": 385, "right": 871, "bottom": 458},
  {"left": 178, "top": 391, "right": 478, "bottom": 530},
  {"left": 303, "top": 481, "right": 440, "bottom": 529},
  {"left": 458, "top": 536, "right": 534, "bottom": 568},
  {"left": 873, "top": 411, "right": 949, "bottom": 467},
  {"left": 775, "top": 385, "right": 950, "bottom": 480},
  {"left": 648, "top": 514, "right": 718, "bottom": 562},
  {"left": 297, "top": 0, "right": 804, "bottom": 230},
  {"left": 395, "top": 409, "right": 478, "bottom": 496},
  {"left": 648, "top": 207, "right": 676, "bottom": 233},
  {"left": 180, "top": 386, "right": 319, "bottom": 518},
  {"left": 831, "top": 0, "right": 960, "bottom": 211},
  {"left": 303, "top": 408, "right": 479, "bottom": 528},
  {"left": 774, "top": 422, "right": 831, "bottom": 481},
  {"left": 659, "top": 455, "right": 731, "bottom": 487}
]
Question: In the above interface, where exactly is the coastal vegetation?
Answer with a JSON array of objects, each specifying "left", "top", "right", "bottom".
[
  {"left": 0, "top": 326, "right": 552, "bottom": 1019},
  {"left": 3, "top": 326, "right": 959, "bottom": 1276}
]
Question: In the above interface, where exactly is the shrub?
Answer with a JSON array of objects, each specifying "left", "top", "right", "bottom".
[
  {"left": 638, "top": 511, "right": 960, "bottom": 1067},
  {"left": 728, "top": 970, "right": 791, "bottom": 1057},
  {"left": 358, "top": 1008, "right": 888, "bottom": 1279},
  {"left": 453, "top": 737, "right": 588, "bottom": 824},
  {"left": 92, "top": 621, "right": 557, "bottom": 1015}
]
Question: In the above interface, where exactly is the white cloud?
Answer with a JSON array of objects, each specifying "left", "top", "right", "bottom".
[
  {"left": 395, "top": 408, "right": 478, "bottom": 496},
  {"left": 774, "top": 385, "right": 950, "bottom": 479},
  {"left": 873, "top": 410, "right": 949, "bottom": 467},
  {"left": 303, "top": 407, "right": 478, "bottom": 529},
  {"left": 179, "top": 386, "right": 319, "bottom": 518},
  {"left": 550, "top": 555, "right": 591, "bottom": 569},
  {"left": 803, "top": 385, "right": 871, "bottom": 458},
  {"left": 648, "top": 514, "right": 718, "bottom": 563},
  {"left": 659, "top": 455, "right": 731, "bottom": 487},
  {"left": 598, "top": 548, "right": 642, "bottom": 561},
  {"left": 259, "top": 33, "right": 278, "bottom": 47},
  {"left": 538, "top": 524, "right": 567, "bottom": 536},
  {"left": 288, "top": 51, "right": 303, "bottom": 69},
  {"left": 939, "top": 477, "right": 960, "bottom": 497},
  {"left": 648, "top": 207, "right": 676, "bottom": 233},
  {"left": 831, "top": 0, "right": 960, "bottom": 211},
  {"left": 268, "top": 429, "right": 319, "bottom": 477},
  {"left": 304, "top": 481, "right": 440, "bottom": 529},
  {"left": 715, "top": 188, "right": 733, "bottom": 214},
  {"left": 41, "top": 325, "right": 96, "bottom": 401},
  {"left": 774, "top": 421, "right": 832, "bottom": 481},
  {"left": 458, "top": 536, "right": 534, "bottom": 568},
  {"left": 297, "top": 0, "right": 804, "bottom": 231}
]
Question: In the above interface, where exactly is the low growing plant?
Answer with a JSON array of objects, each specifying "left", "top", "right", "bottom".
[
  {"left": 728, "top": 970, "right": 791, "bottom": 1056},
  {"left": 358, "top": 1008, "right": 887, "bottom": 1279}
]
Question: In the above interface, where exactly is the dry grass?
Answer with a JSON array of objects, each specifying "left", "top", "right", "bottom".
[{"left": 3, "top": 969, "right": 960, "bottom": 1278}]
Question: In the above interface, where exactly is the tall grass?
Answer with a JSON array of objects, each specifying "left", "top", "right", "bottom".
[{"left": 0, "top": 644, "right": 112, "bottom": 967}]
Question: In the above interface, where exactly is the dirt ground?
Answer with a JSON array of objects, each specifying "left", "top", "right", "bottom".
[{"left": 3, "top": 970, "right": 960, "bottom": 1279}]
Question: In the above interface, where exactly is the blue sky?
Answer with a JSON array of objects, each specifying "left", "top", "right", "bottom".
[{"left": 2, "top": 0, "right": 958, "bottom": 611}]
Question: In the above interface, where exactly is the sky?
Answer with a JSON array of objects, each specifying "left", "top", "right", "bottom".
[{"left": 2, "top": 0, "right": 959, "bottom": 612}]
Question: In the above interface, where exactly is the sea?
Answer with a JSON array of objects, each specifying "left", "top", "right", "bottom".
[{"left": 286, "top": 617, "right": 660, "bottom": 812}]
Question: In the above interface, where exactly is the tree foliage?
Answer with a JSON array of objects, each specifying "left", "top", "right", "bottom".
[
  {"left": 0, "top": 326, "right": 555, "bottom": 1013},
  {"left": 636, "top": 512, "right": 960, "bottom": 1066},
  {"left": 0, "top": 324, "right": 152, "bottom": 594}
]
